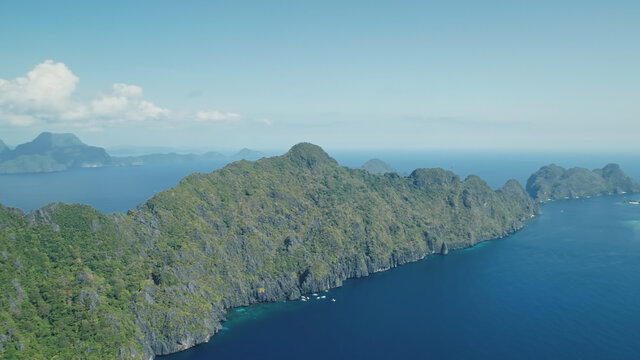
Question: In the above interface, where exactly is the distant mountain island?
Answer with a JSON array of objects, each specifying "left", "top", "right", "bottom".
[
  {"left": 0, "top": 132, "right": 110, "bottom": 174},
  {"left": 0, "top": 132, "right": 265, "bottom": 174},
  {"left": 111, "top": 148, "right": 264, "bottom": 166},
  {"left": 0, "top": 143, "right": 538, "bottom": 359},
  {"left": 526, "top": 163, "right": 640, "bottom": 202},
  {"left": 111, "top": 152, "right": 226, "bottom": 166},
  {"left": 361, "top": 158, "right": 396, "bottom": 174},
  {"left": 232, "top": 148, "right": 265, "bottom": 161}
]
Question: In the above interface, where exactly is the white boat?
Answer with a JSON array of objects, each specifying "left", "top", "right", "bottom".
[{"left": 331, "top": 298, "right": 336, "bottom": 302}]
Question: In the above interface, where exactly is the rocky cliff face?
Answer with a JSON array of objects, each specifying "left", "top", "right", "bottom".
[
  {"left": 526, "top": 163, "right": 640, "bottom": 203},
  {"left": 0, "top": 143, "right": 538, "bottom": 359}
]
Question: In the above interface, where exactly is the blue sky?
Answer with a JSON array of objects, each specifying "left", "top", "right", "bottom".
[{"left": 1, "top": 0, "right": 639, "bottom": 151}]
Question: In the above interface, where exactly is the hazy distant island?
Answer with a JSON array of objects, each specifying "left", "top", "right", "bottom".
[
  {"left": 0, "top": 132, "right": 111, "bottom": 174},
  {"left": 361, "top": 158, "right": 397, "bottom": 174},
  {"left": 0, "top": 139, "right": 8, "bottom": 154},
  {"left": 110, "top": 148, "right": 264, "bottom": 167},
  {"left": 0, "top": 132, "right": 265, "bottom": 174},
  {"left": 526, "top": 163, "right": 640, "bottom": 203},
  {"left": 0, "top": 143, "right": 538, "bottom": 359}
]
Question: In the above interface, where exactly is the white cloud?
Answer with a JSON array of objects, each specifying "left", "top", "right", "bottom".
[
  {"left": 112, "top": 83, "right": 143, "bottom": 98},
  {"left": 0, "top": 111, "right": 38, "bottom": 127},
  {"left": 89, "top": 84, "right": 169, "bottom": 123},
  {"left": 0, "top": 60, "right": 78, "bottom": 111},
  {"left": 0, "top": 61, "right": 181, "bottom": 129},
  {"left": 0, "top": 60, "right": 244, "bottom": 131},
  {"left": 138, "top": 100, "right": 169, "bottom": 118},
  {"left": 91, "top": 94, "right": 129, "bottom": 117},
  {"left": 195, "top": 110, "right": 241, "bottom": 122},
  {"left": 257, "top": 118, "right": 272, "bottom": 126}
]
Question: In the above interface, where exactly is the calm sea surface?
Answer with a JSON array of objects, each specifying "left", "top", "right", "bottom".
[
  {"left": 0, "top": 160, "right": 231, "bottom": 213},
  {"left": 1, "top": 152, "right": 639, "bottom": 359}
]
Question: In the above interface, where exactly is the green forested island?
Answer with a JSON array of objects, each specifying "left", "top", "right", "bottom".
[
  {"left": 0, "top": 143, "right": 538, "bottom": 359},
  {"left": 526, "top": 163, "right": 640, "bottom": 203}
]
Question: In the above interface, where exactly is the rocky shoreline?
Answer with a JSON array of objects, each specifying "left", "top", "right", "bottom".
[{"left": 149, "top": 217, "right": 532, "bottom": 359}]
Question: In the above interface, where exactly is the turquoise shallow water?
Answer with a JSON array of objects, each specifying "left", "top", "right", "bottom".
[{"left": 165, "top": 194, "right": 640, "bottom": 359}]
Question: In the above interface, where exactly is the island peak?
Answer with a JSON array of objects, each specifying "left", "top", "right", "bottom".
[
  {"left": 32, "top": 132, "right": 85, "bottom": 148},
  {"left": 284, "top": 142, "right": 337, "bottom": 167},
  {"left": 230, "top": 148, "right": 265, "bottom": 161},
  {"left": 361, "top": 158, "right": 396, "bottom": 174}
]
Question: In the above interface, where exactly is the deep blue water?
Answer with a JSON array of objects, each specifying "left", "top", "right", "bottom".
[
  {"left": 167, "top": 195, "right": 640, "bottom": 359},
  {"left": 0, "top": 160, "right": 231, "bottom": 213},
  {"left": 1, "top": 151, "right": 639, "bottom": 359}
]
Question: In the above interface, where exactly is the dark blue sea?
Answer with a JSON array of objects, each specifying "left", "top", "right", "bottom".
[
  {"left": 1, "top": 151, "right": 639, "bottom": 359},
  {"left": 0, "top": 160, "right": 231, "bottom": 213}
]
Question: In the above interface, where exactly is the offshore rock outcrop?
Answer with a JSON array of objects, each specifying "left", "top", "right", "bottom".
[
  {"left": 526, "top": 163, "right": 640, "bottom": 203},
  {"left": 0, "top": 143, "right": 538, "bottom": 359}
]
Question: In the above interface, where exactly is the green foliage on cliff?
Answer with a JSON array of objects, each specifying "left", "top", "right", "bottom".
[
  {"left": 0, "top": 204, "right": 145, "bottom": 359},
  {"left": 526, "top": 163, "right": 640, "bottom": 202},
  {"left": 0, "top": 143, "right": 538, "bottom": 359}
]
